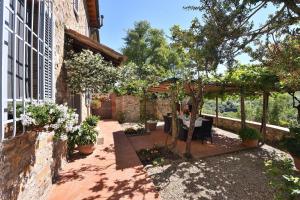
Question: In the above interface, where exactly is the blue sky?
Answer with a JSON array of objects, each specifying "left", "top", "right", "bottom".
[{"left": 99, "top": 0, "right": 276, "bottom": 72}]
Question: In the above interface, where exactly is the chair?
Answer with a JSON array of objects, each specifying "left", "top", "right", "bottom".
[
  {"left": 204, "top": 116, "right": 214, "bottom": 122},
  {"left": 177, "top": 118, "right": 188, "bottom": 141},
  {"left": 194, "top": 120, "right": 213, "bottom": 143}
]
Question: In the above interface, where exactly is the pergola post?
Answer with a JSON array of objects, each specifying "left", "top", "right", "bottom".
[
  {"left": 171, "top": 88, "right": 178, "bottom": 147},
  {"left": 215, "top": 96, "right": 219, "bottom": 127},
  {"left": 260, "top": 92, "right": 270, "bottom": 143},
  {"left": 240, "top": 90, "right": 246, "bottom": 129}
]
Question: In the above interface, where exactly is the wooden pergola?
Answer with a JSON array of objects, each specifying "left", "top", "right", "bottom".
[
  {"left": 148, "top": 79, "right": 273, "bottom": 142},
  {"left": 149, "top": 80, "right": 239, "bottom": 125}
]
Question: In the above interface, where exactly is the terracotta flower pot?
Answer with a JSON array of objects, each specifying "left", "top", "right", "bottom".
[
  {"left": 147, "top": 122, "right": 157, "bottom": 131},
  {"left": 291, "top": 155, "right": 300, "bottom": 170},
  {"left": 78, "top": 144, "right": 95, "bottom": 155},
  {"left": 242, "top": 139, "right": 259, "bottom": 147}
]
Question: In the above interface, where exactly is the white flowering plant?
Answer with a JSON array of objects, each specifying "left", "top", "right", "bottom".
[{"left": 19, "top": 102, "right": 79, "bottom": 139}]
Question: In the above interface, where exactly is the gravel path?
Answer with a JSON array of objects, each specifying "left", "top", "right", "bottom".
[{"left": 146, "top": 148, "right": 280, "bottom": 200}]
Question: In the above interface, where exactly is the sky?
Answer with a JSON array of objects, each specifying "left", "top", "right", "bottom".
[{"left": 99, "top": 0, "right": 277, "bottom": 72}]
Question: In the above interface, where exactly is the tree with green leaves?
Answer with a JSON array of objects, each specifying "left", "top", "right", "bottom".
[
  {"left": 120, "top": 21, "right": 170, "bottom": 129},
  {"left": 170, "top": 0, "right": 262, "bottom": 155},
  {"left": 186, "top": 0, "right": 299, "bottom": 57},
  {"left": 122, "top": 21, "right": 170, "bottom": 69},
  {"left": 261, "top": 36, "right": 300, "bottom": 123},
  {"left": 117, "top": 62, "right": 166, "bottom": 128},
  {"left": 64, "top": 50, "right": 119, "bottom": 115}
]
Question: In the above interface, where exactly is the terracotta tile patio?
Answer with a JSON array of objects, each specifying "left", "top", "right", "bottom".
[
  {"left": 128, "top": 124, "right": 250, "bottom": 159},
  {"left": 47, "top": 120, "right": 160, "bottom": 200}
]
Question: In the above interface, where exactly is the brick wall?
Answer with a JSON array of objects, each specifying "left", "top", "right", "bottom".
[
  {"left": 0, "top": 131, "right": 67, "bottom": 200},
  {"left": 113, "top": 95, "right": 171, "bottom": 122},
  {"left": 203, "top": 114, "right": 289, "bottom": 142}
]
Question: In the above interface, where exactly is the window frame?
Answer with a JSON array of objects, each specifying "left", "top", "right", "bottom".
[
  {"left": 0, "top": 0, "right": 54, "bottom": 141},
  {"left": 73, "top": 0, "right": 79, "bottom": 16}
]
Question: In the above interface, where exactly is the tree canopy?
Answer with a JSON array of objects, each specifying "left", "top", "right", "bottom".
[
  {"left": 122, "top": 20, "right": 170, "bottom": 69},
  {"left": 64, "top": 50, "right": 119, "bottom": 94}
]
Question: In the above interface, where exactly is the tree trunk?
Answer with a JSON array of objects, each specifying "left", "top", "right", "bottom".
[
  {"left": 289, "top": 92, "right": 300, "bottom": 124},
  {"left": 216, "top": 96, "right": 219, "bottom": 127},
  {"left": 142, "top": 91, "right": 148, "bottom": 132},
  {"left": 260, "top": 92, "right": 269, "bottom": 142},
  {"left": 185, "top": 98, "right": 200, "bottom": 157},
  {"left": 240, "top": 93, "right": 246, "bottom": 129},
  {"left": 171, "top": 89, "right": 178, "bottom": 148},
  {"left": 199, "top": 100, "right": 204, "bottom": 115}
]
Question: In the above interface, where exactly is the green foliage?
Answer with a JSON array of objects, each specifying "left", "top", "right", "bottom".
[
  {"left": 224, "top": 64, "right": 279, "bottom": 93},
  {"left": 137, "top": 147, "right": 179, "bottom": 166},
  {"left": 64, "top": 49, "right": 119, "bottom": 94},
  {"left": 202, "top": 93, "right": 298, "bottom": 127},
  {"left": 84, "top": 115, "right": 100, "bottom": 127},
  {"left": 265, "top": 157, "right": 300, "bottom": 200},
  {"left": 124, "top": 127, "right": 145, "bottom": 136},
  {"left": 257, "top": 36, "right": 300, "bottom": 92},
  {"left": 124, "top": 128, "right": 137, "bottom": 135},
  {"left": 25, "top": 103, "right": 53, "bottom": 127},
  {"left": 116, "top": 62, "right": 167, "bottom": 96},
  {"left": 282, "top": 125, "right": 300, "bottom": 157},
  {"left": 269, "top": 99, "right": 281, "bottom": 125},
  {"left": 238, "top": 127, "right": 262, "bottom": 140},
  {"left": 122, "top": 21, "right": 170, "bottom": 68},
  {"left": 73, "top": 123, "right": 98, "bottom": 146}
]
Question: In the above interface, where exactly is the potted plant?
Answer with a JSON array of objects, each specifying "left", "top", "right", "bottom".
[
  {"left": 238, "top": 127, "right": 262, "bottom": 147},
  {"left": 147, "top": 116, "right": 157, "bottom": 131},
  {"left": 85, "top": 115, "right": 100, "bottom": 127},
  {"left": 283, "top": 125, "right": 300, "bottom": 170},
  {"left": 76, "top": 122, "right": 98, "bottom": 154}
]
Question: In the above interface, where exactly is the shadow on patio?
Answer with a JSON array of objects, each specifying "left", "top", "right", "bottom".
[
  {"left": 48, "top": 121, "right": 160, "bottom": 200},
  {"left": 128, "top": 124, "right": 250, "bottom": 159}
]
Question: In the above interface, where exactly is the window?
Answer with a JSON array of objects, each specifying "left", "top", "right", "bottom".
[
  {"left": 0, "top": 0, "right": 54, "bottom": 141},
  {"left": 73, "top": 0, "right": 79, "bottom": 15}
]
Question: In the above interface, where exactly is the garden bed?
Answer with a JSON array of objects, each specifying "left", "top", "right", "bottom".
[{"left": 137, "top": 146, "right": 180, "bottom": 166}]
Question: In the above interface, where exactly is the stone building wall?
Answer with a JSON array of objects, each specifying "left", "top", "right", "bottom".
[
  {"left": 0, "top": 131, "right": 67, "bottom": 200},
  {"left": 53, "top": 0, "right": 90, "bottom": 120},
  {"left": 0, "top": 1, "right": 90, "bottom": 199},
  {"left": 203, "top": 114, "right": 289, "bottom": 142}
]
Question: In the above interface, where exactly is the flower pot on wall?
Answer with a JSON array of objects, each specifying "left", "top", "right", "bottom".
[
  {"left": 242, "top": 139, "right": 259, "bottom": 147},
  {"left": 78, "top": 144, "right": 95, "bottom": 155},
  {"left": 147, "top": 121, "right": 157, "bottom": 131}
]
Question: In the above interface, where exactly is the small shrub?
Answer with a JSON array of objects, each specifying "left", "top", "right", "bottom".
[
  {"left": 84, "top": 115, "right": 100, "bottom": 127},
  {"left": 75, "top": 123, "right": 98, "bottom": 146},
  {"left": 265, "top": 157, "right": 300, "bottom": 199},
  {"left": 238, "top": 127, "right": 262, "bottom": 140},
  {"left": 137, "top": 147, "right": 180, "bottom": 166},
  {"left": 124, "top": 128, "right": 137, "bottom": 135},
  {"left": 136, "top": 127, "right": 145, "bottom": 134},
  {"left": 282, "top": 125, "right": 300, "bottom": 157}
]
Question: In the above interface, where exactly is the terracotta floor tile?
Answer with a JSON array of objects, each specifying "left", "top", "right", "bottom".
[{"left": 48, "top": 121, "right": 160, "bottom": 200}]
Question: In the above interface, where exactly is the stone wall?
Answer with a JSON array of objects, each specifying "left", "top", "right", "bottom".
[
  {"left": 156, "top": 98, "right": 172, "bottom": 120},
  {"left": 113, "top": 95, "right": 171, "bottom": 122},
  {"left": 0, "top": 131, "right": 67, "bottom": 200},
  {"left": 203, "top": 114, "right": 289, "bottom": 142},
  {"left": 53, "top": 0, "right": 90, "bottom": 120},
  {"left": 115, "top": 95, "right": 141, "bottom": 122}
]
